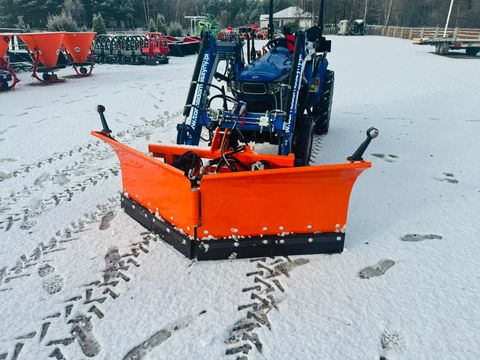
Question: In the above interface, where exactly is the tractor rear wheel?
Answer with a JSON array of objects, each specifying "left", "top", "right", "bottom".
[
  {"left": 293, "top": 115, "right": 315, "bottom": 166},
  {"left": 314, "top": 70, "right": 334, "bottom": 135}
]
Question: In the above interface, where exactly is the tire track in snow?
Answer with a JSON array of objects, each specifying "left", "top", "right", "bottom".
[
  {"left": 0, "top": 166, "right": 119, "bottom": 232},
  {"left": 0, "top": 112, "right": 180, "bottom": 233},
  {"left": 225, "top": 257, "right": 309, "bottom": 359},
  {"left": 0, "top": 231, "right": 159, "bottom": 359},
  {"left": 0, "top": 198, "right": 119, "bottom": 293},
  {"left": 0, "top": 111, "right": 179, "bottom": 185}
]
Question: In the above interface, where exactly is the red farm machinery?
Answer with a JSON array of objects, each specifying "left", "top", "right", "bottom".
[
  {"left": 17, "top": 32, "right": 95, "bottom": 84},
  {"left": 0, "top": 34, "right": 20, "bottom": 91}
]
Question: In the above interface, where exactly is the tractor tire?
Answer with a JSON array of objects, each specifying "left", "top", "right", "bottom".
[
  {"left": 293, "top": 115, "right": 315, "bottom": 166},
  {"left": 314, "top": 70, "right": 334, "bottom": 135},
  {"left": 466, "top": 48, "right": 479, "bottom": 56}
]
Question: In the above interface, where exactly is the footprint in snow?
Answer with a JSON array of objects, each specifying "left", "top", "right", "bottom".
[
  {"left": 401, "top": 234, "right": 442, "bottom": 242},
  {"left": 72, "top": 319, "right": 101, "bottom": 357},
  {"left": 371, "top": 153, "right": 399, "bottom": 163},
  {"left": 359, "top": 259, "right": 395, "bottom": 279},
  {"left": 435, "top": 172, "right": 458, "bottom": 184},
  {"left": 99, "top": 211, "right": 116, "bottom": 230},
  {"left": 379, "top": 329, "right": 407, "bottom": 360},
  {"left": 122, "top": 315, "right": 200, "bottom": 360},
  {"left": 42, "top": 274, "right": 64, "bottom": 294},
  {"left": 0, "top": 171, "right": 11, "bottom": 181},
  {"left": 38, "top": 264, "right": 55, "bottom": 277},
  {"left": 53, "top": 172, "right": 70, "bottom": 186},
  {"left": 34, "top": 172, "right": 50, "bottom": 187}
]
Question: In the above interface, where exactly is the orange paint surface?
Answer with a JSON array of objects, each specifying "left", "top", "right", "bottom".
[
  {"left": 0, "top": 34, "right": 11, "bottom": 58},
  {"left": 19, "top": 32, "right": 65, "bottom": 68},
  {"left": 63, "top": 32, "right": 95, "bottom": 64},
  {"left": 92, "top": 131, "right": 370, "bottom": 239}
]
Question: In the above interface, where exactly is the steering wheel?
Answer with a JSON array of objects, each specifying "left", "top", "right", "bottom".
[{"left": 265, "top": 37, "right": 295, "bottom": 50}]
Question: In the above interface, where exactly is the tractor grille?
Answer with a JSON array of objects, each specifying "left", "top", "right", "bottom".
[{"left": 241, "top": 82, "right": 267, "bottom": 95}]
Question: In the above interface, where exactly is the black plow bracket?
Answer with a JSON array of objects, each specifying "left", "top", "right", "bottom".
[
  {"left": 348, "top": 127, "right": 379, "bottom": 162},
  {"left": 97, "top": 104, "right": 113, "bottom": 138}
]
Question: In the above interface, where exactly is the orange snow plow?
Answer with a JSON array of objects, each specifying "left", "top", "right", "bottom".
[
  {"left": 92, "top": 106, "right": 377, "bottom": 260},
  {"left": 63, "top": 32, "right": 96, "bottom": 77},
  {"left": 19, "top": 32, "right": 65, "bottom": 84}
]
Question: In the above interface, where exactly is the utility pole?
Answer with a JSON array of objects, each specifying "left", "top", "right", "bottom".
[
  {"left": 363, "top": 0, "right": 368, "bottom": 24},
  {"left": 443, "top": 0, "right": 455, "bottom": 37}
]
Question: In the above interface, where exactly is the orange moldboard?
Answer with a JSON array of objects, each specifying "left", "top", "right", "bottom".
[
  {"left": 198, "top": 162, "right": 369, "bottom": 238},
  {"left": 93, "top": 131, "right": 370, "bottom": 241}
]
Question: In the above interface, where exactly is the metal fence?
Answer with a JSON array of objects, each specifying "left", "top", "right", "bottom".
[{"left": 366, "top": 25, "right": 480, "bottom": 40}]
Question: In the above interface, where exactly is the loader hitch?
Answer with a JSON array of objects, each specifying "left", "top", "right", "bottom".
[{"left": 348, "top": 127, "right": 379, "bottom": 162}]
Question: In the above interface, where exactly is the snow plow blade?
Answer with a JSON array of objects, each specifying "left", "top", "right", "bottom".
[{"left": 92, "top": 131, "right": 370, "bottom": 260}]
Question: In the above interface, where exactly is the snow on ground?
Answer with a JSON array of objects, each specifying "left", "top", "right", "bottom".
[{"left": 1, "top": 36, "right": 480, "bottom": 360}]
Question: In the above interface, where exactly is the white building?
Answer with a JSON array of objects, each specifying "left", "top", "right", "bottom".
[{"left": 260, "top": 6, "right": 313, "bottom": 30}]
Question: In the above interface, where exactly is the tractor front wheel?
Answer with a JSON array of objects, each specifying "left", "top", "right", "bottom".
[
  {"left": 314, "top": 70, "right": 335, "bottom": 135},
  {"left": 293, "top": 115, "right": 315, "bottom": 166}
]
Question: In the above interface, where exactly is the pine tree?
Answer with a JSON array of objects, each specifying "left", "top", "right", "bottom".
[
  {"left": 148, "top": 17, "right": 156, "bottom": 31},
  {"left": 47, "top": 12, "right": 79, "bottom": 31},
  {"left": 92, "top": 13, "right": 107, "bottom": 34},
  {"left": 156, "top": 14, "right": 168, "bottom": 34}
]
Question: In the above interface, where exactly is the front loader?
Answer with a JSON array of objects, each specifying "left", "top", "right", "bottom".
[
  {"left": 92, "top": 0, "right": 378, "bottom": 260},
  {"left": 177, "top": 0, "right": 334, "bottom": 166}
]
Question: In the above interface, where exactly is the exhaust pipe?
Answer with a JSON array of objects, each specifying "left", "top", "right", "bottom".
[{"left": 268, "top": 0, "right": 274, "bottom": 40}]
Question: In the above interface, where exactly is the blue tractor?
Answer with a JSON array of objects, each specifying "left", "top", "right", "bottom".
[{"left": 177, "top": 0, "right": 334, "bottom": 166}]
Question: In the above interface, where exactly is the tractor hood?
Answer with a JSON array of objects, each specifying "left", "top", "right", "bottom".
[{"left": 238, "top": 47, "right": 292, "bottom": 83}]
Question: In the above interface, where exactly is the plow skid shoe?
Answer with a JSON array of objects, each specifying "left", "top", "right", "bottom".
[{"left": 92, "top": 131, "right": 370, "bottom": 260}]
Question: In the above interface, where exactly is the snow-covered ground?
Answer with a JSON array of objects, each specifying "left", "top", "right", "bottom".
[{"left": 1, "top": 36, "right": 479, "bottom": 360}]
